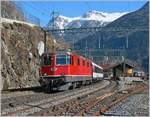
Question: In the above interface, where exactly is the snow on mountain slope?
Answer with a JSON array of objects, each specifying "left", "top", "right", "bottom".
[{"left": 47, "top": 10, "right": 128, "bottom": 29}]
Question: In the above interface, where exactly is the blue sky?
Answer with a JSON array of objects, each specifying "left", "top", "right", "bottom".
[{"left": 14, "top": 0, "right": 148, "bottom": 27}]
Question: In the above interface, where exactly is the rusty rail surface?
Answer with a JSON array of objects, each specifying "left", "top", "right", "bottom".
[
  {"left": 77, "top": 83, "right": 146, "bottom": 116},
  {"left": 75, "top": 92, "right": 115, "bottom": 116},
  {"left": 32, "top": 80, "right": 117, "bottom": 116},
  {"left": 3, "top": 81, "right": 146, "bottom": 116},
  {"left": 2, "top": 80, "right": 111, "bottom": 116},
  {"left": 44, "top": 83, "right": 146, "bottom": 116},
  {"left": 96, "top": 84, "right": 146, "bottom": 116}
]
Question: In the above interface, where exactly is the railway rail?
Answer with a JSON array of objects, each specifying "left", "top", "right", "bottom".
[
  {"left": 76, "top": 83, "right": 146, "bottom": 116},
  {"left": 31, "top": 82, "right": 146, "bottom": 116},
  {"left": 1, "top": 80, "right": 146, "bottom": 116},
  {"left": 1, "top": 80, "right": 111, "bottom": 116},
  {"left": 31, "top": 80, "right": 117, "bottom": 116}
]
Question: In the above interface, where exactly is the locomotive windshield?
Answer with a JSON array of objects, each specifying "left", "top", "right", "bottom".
[
  {"left": 42, "top": 55, "right": 53, "bottom": 65},
  {"left": 56, "top": 55, "right": 70, "bottom": 65}
]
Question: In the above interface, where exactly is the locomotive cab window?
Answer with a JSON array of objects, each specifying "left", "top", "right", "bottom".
[{"left": 56, "top": 55, "right": 71, "bottom": 65}]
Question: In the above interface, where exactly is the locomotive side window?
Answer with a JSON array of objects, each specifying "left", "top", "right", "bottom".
[
  {"left": 71, "top": 56, "right": 74, "bottom": 65},
  {"left": 56, "top": 55, "right": 70, "bottom": 65},
  {"left": 87, "top": 62, "right": 89, "bottom": 67},
  {"left": 77, "top": 58, "right": 80, "bottom": 65},
  {"left": 42, "top": 55, "right": 52, "bottom": 65},
  {"left": 94, "top": 66, "right": 103, "bottom": 73},
  {"left": 83, "top": 60, "right": 85, "bottom": 66}
]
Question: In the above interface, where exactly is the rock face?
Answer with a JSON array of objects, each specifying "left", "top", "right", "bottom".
[
  {"left": 1, "top": 1, "right": 25, "bottom": 21},
  {"left": 1, "top": 21, "right": 59, "bottom": 90}
]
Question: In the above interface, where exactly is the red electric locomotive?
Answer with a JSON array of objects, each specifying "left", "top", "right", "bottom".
[{"left": 39, "top": 51, "right": 103, "bottom": 90}]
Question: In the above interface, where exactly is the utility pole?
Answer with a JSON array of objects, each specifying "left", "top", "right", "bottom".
[
  {"left": 52, "top": 11, "right": 55, "bottom": 30},
  {"left": 51, "top": 10, "right": 59, "bottom": 30},
  {"left": 73, "top": 38, "right": 75, "bottom": 50},
  {"left": 50, "top": 10, "right": 59, "bottom": 53},
  {"left": 126, "top": 31, "right": 129, "bottom": 49},
  {"left": 85, "top": 40, "right": 88, "bottom": 57},
  {"left": 44, "top": 30, "right": 47, "bottom": 52},
  {"left": 101, "top": 31, "right": 103, "bottom": 49},
  {"left": 98, "top": 36, "right": 101, "bottom": 49}
]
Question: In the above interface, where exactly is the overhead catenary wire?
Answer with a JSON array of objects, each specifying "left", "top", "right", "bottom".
[
  {"left": 14, "top": 2, "right": 51, "bottom": 26},
  {"left": 85, "top": 2, "right": 92, "bottom": 11},
  {"left": 16, "top": 2, "right": 49, "bottom": 16}
]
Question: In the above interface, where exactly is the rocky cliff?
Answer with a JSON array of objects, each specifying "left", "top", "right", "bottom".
[
  {"left": 1, "top": 20, "right": 61, "bottom": 90},
  {"left": 1, "top": 1, "right": 25, "bottom": 21}
]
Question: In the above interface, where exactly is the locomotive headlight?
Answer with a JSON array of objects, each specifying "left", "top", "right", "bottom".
[
  {"left": 44, "top": 73, "right": 47, "bottom": 76},
  {"left": 51, "top": 67, "right": 57, "bottom": 71}
]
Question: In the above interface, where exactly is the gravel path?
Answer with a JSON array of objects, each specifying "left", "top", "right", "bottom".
[{"left": 105, "top": 85, "right": 149, "bottom": 116}]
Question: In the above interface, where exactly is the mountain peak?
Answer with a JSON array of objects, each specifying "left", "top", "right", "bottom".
[
  {"left": 47, "top": 10, "right": 128, "bottom": 29},
  {"left": 82, "top": 10, "right": 106, "bottom": 18}
]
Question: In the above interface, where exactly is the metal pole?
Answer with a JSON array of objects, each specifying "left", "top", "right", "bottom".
[
  {"left": 85, "top": 40, "right": 87, "bottom": 57},
  {"left": 101, "top": 31, "right": 103, "bottom": 49},
  {"left": 98, "top": 36, "right": 101, "bottom": 49},
  {"left": 44, "top": 29, "right": 47, "bottom": 53},
  {"left": 73, "top": 38, "right": 75, "bottom": 50},
  {"left": 123, "top": 59, "right": 125, "bottom": 78},
  {"left": 126, "top": 31, "right": 129, "bottom": 49}
]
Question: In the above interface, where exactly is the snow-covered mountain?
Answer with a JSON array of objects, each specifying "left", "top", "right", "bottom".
[{"left": 47, "top": 10, "right": 128, "bottom": 29}]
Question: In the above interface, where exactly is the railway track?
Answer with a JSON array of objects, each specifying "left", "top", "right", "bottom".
[
  {"left": 76, "top": 83, "right": 146, "bottom": 116},
  {"left": 1, "top": 80, "right": 111, "bottom": 116},
  {"left": 31, "top": 80, "right": 117, "bottom": 116},
  {"left": 31, "top": 82, "right": 146, "bottom": 116},
  {"left": 2, "top": 79, "right": 146, "bottom": 116}
]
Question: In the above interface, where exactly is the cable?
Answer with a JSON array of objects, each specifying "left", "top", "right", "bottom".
[
  {"left": 85, "top": 2, "right": 92, "bottom": 11},
  {"left": 15, "top": 2, "right": 48, "bottom": 16}
]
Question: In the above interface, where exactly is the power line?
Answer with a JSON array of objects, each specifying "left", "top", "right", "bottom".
[
  {"left": 17, "top": 2, "right": 48, "bottom": 16},
  {"left": 47, "top": 26, "right": 148, "bottom": 35},
  {"left": 50, "top": 11, "right": 59, "bottom": 29},
  {"left": 85, "top": 2, "right": 92, "bottom": 11}
]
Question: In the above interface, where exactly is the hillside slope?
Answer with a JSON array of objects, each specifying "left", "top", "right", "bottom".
[{"left": 74, "top": 2, "right": 149, "bottom": 72}]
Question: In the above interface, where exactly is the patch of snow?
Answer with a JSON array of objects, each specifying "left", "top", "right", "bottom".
[
  {"left": 81, "top": 10, "right": 128, "bottom": 22},
  {"left": 47, "top": 10, "right": 128, "bottom": 29},
  {"left": 1, "top": 18, "right": 37, "bottom": 27},
  {"left": 29, "top": 52, "right": 33, "bottom": 59},
  {"left": 58, "top": 15, "right": 81, "bottom": 22},
  {"left": 53, "top": 39, "right": 56, "bottom": 43},
  {"left": 37, "top": 41, "right": 44, "bottom": 56}
]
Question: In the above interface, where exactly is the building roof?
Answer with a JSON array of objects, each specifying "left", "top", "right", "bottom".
[{"left": 100, "top": 59, "right": 139, "bottom": 71}]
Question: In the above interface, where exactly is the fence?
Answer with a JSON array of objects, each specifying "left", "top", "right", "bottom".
[{"left": 10, "top": 1, "right": 40, "bottom": 26}]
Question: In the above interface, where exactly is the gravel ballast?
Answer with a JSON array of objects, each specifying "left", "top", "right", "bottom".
[{"left": 106, "top": 86, "right": 149, "bottom": 116}]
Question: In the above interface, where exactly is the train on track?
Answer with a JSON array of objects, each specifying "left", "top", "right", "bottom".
[{"left": 39, "top": 51, "right": 104, "bottom": 90}]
